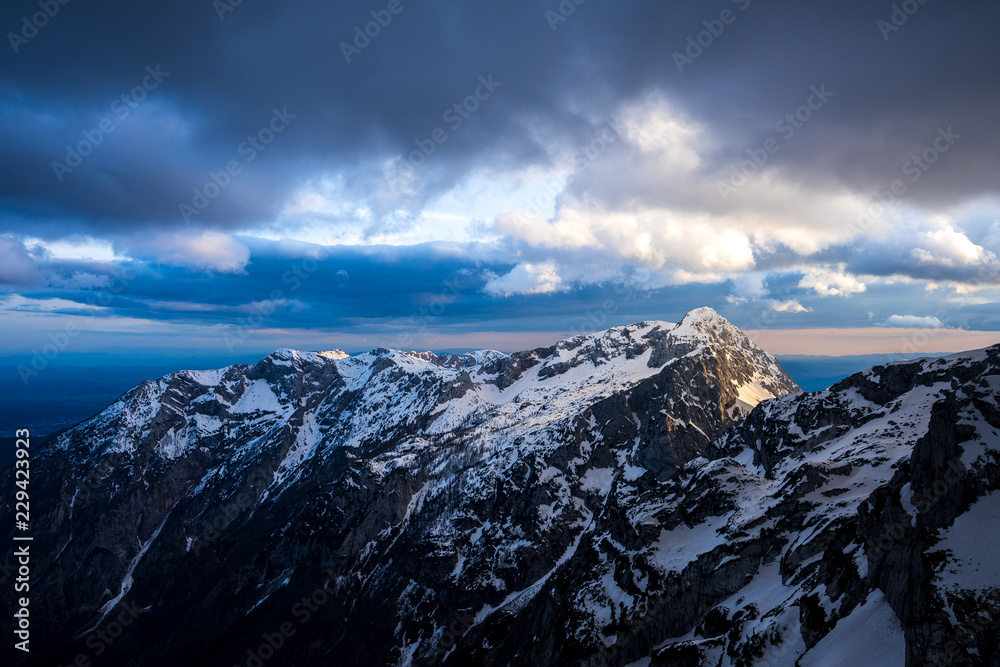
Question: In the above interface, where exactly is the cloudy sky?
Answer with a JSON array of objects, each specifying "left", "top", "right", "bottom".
[{"left": 2, "top": 0, "right": 999, "bottom": 361}]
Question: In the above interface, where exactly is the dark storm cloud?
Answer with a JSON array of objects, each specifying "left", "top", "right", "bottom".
[{"left": 2, "top": 0, "right": 999, "bottom": 239}]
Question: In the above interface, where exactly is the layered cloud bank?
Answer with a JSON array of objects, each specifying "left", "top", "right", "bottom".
[{"left": 1, "top": 0, "right": 999, "bottom": 353}]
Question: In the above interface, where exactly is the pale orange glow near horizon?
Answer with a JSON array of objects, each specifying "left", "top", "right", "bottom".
[{"left": 747, "top": 328, "right": 1000, "bottom": 357}]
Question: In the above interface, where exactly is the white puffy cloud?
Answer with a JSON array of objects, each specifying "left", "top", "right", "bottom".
[
  {"left": 799, "top": 266, "right": 868, "bottom": 297},
  {"left": 909, "top": 223, "right": 997, "bottom": 269},
  {"left": 494, "top": 206, "right": 756, "bottom": 287},
  {"left": 772, "top": 300, "right": 811, "bottom": 313},
  {"left": 483, "top": 261, "right": 566, "bottom": 297},
  {"left": 883, "top": 315, "right": 946, "bottom": 329}
]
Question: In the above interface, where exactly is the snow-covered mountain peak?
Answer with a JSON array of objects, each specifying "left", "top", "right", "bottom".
[
  {"left": 266, "top": 347, "right": 299, "bottom": 361},
  {"left": 673, "top": 306, "right": 746, "bottom": 340},
  {"left": 317, "top": 349, "right": 351, "bottom": 360}
]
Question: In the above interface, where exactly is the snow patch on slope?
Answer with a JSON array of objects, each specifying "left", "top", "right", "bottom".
[
  {"left": 799, "top": 589, "right": 905, "bottom": 667},
  {"left": 933, "top": 491, "right": 1000, "bottom": 592}
]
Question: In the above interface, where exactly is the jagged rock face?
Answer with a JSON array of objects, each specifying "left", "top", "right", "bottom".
[
  {"left": 702, "top": 347, "right": 1000, "bottom": 667},
  {"left": 1, "top": 310, "right": 996, "bottom": 666}
]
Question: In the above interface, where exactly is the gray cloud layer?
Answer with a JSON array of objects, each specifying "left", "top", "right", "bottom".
[{"left": 2, "top": 0, "right": 998, "bottom": 237}]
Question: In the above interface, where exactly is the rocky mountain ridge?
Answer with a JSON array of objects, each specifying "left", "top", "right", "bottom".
[{"left": 2, "top": 308, "right": 997, "bottom": 666}]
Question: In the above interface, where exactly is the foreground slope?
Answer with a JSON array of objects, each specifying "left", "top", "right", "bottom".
[
  {"left": 448, "top": 347, "right": 1000, "bottom": 666},
  {"left": 696, "top": 347, "right": 1000, "bottom": 666}
]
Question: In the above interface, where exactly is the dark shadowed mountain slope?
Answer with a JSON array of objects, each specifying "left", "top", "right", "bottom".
[{"left": 3, "top": 310, "right": 997, "bottom": 666}]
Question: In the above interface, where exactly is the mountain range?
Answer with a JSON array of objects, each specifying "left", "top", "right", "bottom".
[{"left": 3, "top": 308, "right": 998, "bottom": 666}]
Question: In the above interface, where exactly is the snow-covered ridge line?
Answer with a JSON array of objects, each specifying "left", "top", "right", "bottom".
[
  {"left": 220, "top": 307, "right": 763, "bottom": 377},
  {"left": 53, "top": 308, "right": 792, "bottom": 460}
]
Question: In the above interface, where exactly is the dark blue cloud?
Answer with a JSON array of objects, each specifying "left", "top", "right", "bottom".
[{"left": 9, "top": 239, "right": 990, "bottom": 345}]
